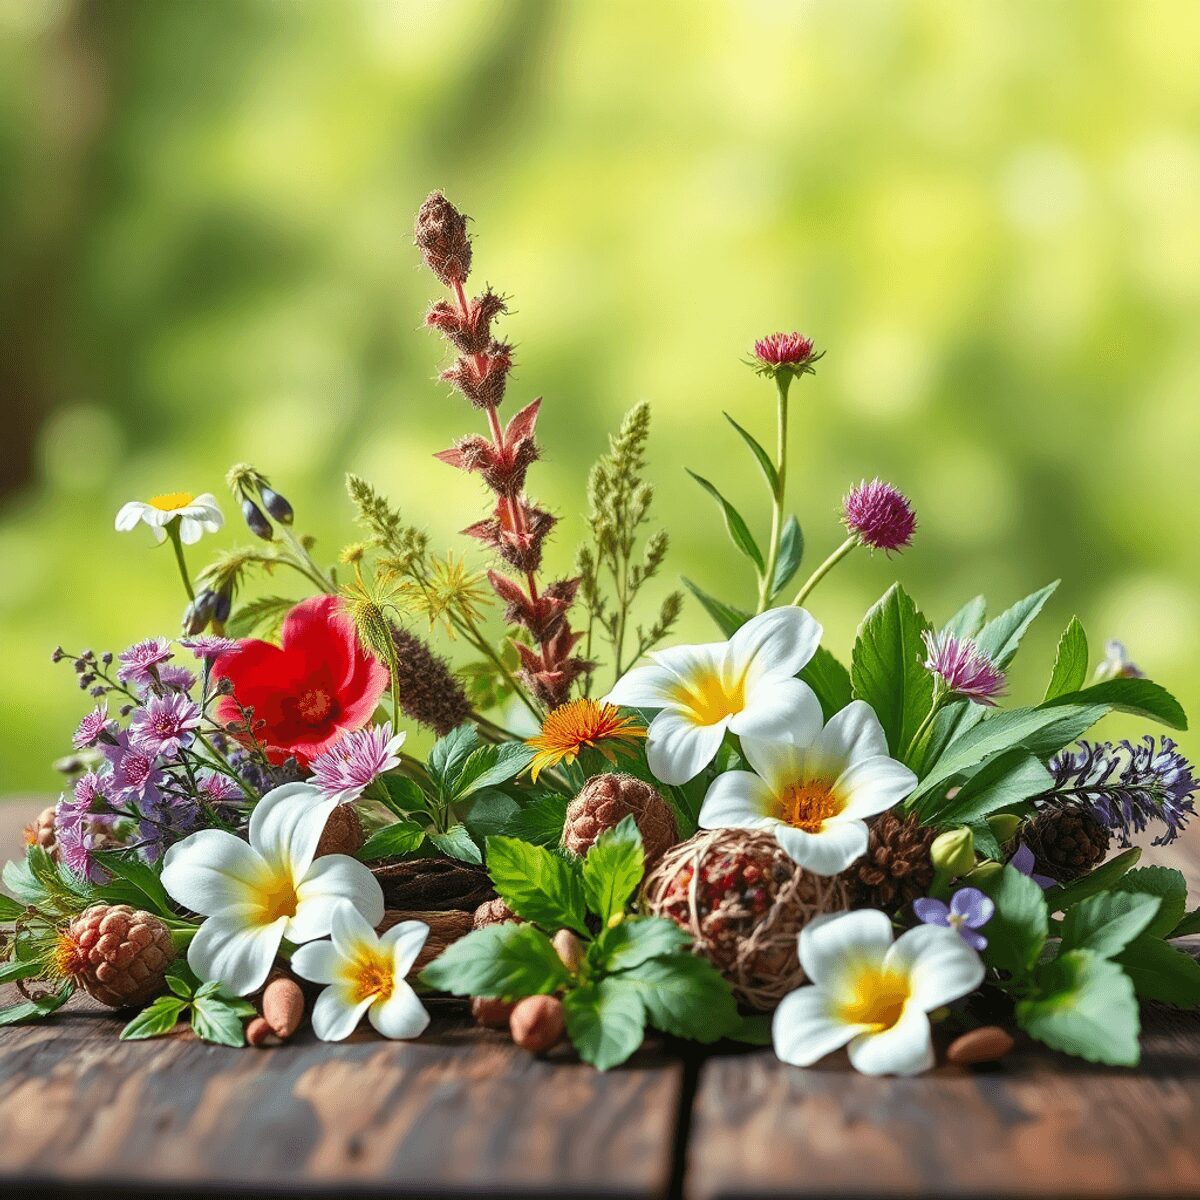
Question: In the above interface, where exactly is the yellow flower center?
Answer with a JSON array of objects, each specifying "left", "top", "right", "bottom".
[
  {"left": 838, "top": 966, "right": 911, "bottom": 1032},
  {"left": 148, "top": 491, "right": 195, "bottom": 511},
  {"left": 778, "top": 780, "right": 843, "bottom": 832},
  {"left": 349, "top": 948, "right": 395, "bottom": 1004},
  {"left": 257, "top": 873, "right": 299, "bottom": 924},
  {"left": 673, "top": 669, "right": 746, "bottom": 726}
]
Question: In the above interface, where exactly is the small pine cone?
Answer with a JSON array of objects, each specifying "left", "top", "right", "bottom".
[
  {"left": 24, "top": 806, "right": 58, "bottom": 860},
  {"left": 845, "top": 811, "right": 937, "bottom": 912},
  {"left": 1023, "top": 805, "right": 1111, "bottom": 883},
  {"left": 390, "top": 626, "right": 472, "bottom": 736},
  {"left": 316, "top": 804, "right": 364, "bottom": 858},
  {"left": 473, "top": 898, "right": 519, "bottom": 929},
  {"left": 58, "top": 904, "right": 175, "bottom": 1008},
  {"left": 563, "top": 773, "right": 677, "bottom": 865},
  {"left": 415, "top": 191, "right": 471, "bottom": 286}
]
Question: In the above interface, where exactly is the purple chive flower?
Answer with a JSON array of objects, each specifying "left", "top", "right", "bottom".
[
  {"left": 309, "top": 722, "right": 407, "bottom": 805},
  {"left": 842, "top": 478, "right": 917, "bottom": 552},
  {"left": 73, "top": 703, "right": 115, "bottom": 750},
  {"left": 116, "top": 637, "right": 173, "bottom": 687},
  {"left": 180, "top": 634, "right": 238, "bottom": 661},
  {"left": 1048, "top": 737, "right": 1197, "bottom": 847},
  {"left": 1011, "top": 842, "right": 1055, "bottom": 888},
  {"left": 922, "top": 630, "right": 1006, "bottom": 706},
  {"left": 913, "top": 887, "right": 995, "bottom": 951},
  {"left": 130, "top": 693, "right": 201, "bottom": 759}
]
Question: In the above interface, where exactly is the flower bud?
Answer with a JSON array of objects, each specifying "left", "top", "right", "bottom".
[
  {"left": 242, "top": 498, "right": 273, "bottom": 541},
  {"left": 260, "top": 486, "right": 294, "bottom": 525},
  {"left": 212, "top": 587, "right": 233, "bottom": 625},
  {"left": 965, "top": 860, "right": 1003, "bottom": 886},
  {"left": 985, "top": 813, "right": 1021, "bottom": 846},
  {"left": 184, "top": 590, "right": 217, "bottom": 636},
  {"left": 931, "top": 827, "right": 976, "bottom": 877}
]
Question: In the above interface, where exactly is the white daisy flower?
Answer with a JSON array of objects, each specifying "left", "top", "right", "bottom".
[
  {"left": 697, "top": 695, "right": 917, "bottom": 874},
  {"left": 604, "top": 607, "right": 823, "bottom": 786},
  {"left": 115, "top": 491, "right": 224, "bottom": 545},
  {"left": 773, "top": 909, "right": 984, "bottom": 1076}
]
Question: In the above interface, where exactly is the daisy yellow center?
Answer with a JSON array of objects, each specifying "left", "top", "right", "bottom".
[
  {"left": 778, "top": 780, "right": 843, "bottom": 832},
  {"left": 298, "top": 687, "right": 333, "bottom": 723},
  {"left": 673, "top": 669, "right": 746, "bottom": 726},
  {"left": 527, "top": 699, "right": 645, "bottom": 781},
  {"left": 838, "top": 965, "right": 911, "bottom": 1032},
  {"left": 257, "top": 874, "right": 299, "bottom": 924},
  {"left": 148, "top": 491, "right": 195, "bottom": 511},
  {"left": 349, "top": 948, "right": 395, "bottom": 1004}
]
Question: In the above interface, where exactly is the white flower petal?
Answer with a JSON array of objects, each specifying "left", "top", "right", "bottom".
[
  {"left": 329, "top": 900, "right": 381, "bottom": 961},
  {"left": 368, "top": 981, "right": 431, "bottom": 1040},
  {"left": 382, "top": 920, "right": 431, "bottom": 979},
  {"left": 698, "top": 770, "right": 777, "bottom": 831},
  {"left": 290, "top": 939, "right": 343, "bottom": 986},
  {"left": 605, "top": 662, "right": 680, "bottom": 710},
  {"left": 799, "top": 910, "right": 894, "bottom": 990},
  {"left": 846, "top": 1005, "right": 935, "bottom": 1076},
  {"left": 311, "top": 983, "right": 374, "bottom": 1042},
  {"left": 772, "top": 986, "right": 858, "bottom": 1066},
  {"left": 774, "top": 819, "right": 869, "bottom": 875},
  {"left": 187, "top": 909, "right": 286, "bottom": 996},
  {"left": 648, "top": 641, "right": 729, "bottom": 685},
  {"left": 885, "top": 924, "right": 985, "bottom": 1012},
  {"left": 727, "top": 606, "right": 822, "bottom": 681},
  {"left": 249, "top": 782, "right": 338, "bottom": 879},
  {"left": 834, "top": 755, "right": 918, "bottom": 821},
  {"left": 730, "top": 677, "right": 824, "bottom": 744},
  {"left": 290, "top": 854, "right": 385, "bottom": 942},
  {"left": 739, "top": 732, "right": 818, "bottom": 794},
  {"left": 161, "top": 829, "right": 269, "bottom": 917},
  {"left": 176, "top": 517, "right": 204, "bottom": 545},
  {"left": 114, "top": 501, "right": 149, "bottom": 532},
  {"left": 645, "top": 709, "right": 727, "bottom": 786},
  {"left": 817, "top": 700, "right": 891, "bottom": 764}
]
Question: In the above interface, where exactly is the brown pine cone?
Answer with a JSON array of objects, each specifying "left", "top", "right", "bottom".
[
  {"left": 24, "top": 806, "right": 58, "bottom": 859},
  {"left": 316, "top": 804, "right": 364, "bottom": 858},
  {"left": 844, "top": 811, "right": 937, "bottom": 912},
  {"left": 562, "top": 773, "right": 677, "bottom": 864},
  {"left": 58, "top": 904, "right": 175, "bottom": 1008},
  {"left": 1023, "top": 805, "right": 1111, "bottom": 883}
]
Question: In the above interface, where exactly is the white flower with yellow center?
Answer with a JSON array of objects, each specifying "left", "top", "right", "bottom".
[
  {"left": 115, "top": 491, "right": 224, "bottom": 545},
  {"left": 697, "top": 695, "right": 917, "bottom": 874},
  {"left": 161, "top": 782, "right": 384, "bottom": 996},
  {"left": 773, "top": 910, "right": 984, "bottom": 1076},
  {"left": 604, "top": 607, "right": 823, "bottom": 786},
  {"left": 292, "top": 903, "right": 431, "bottom": 1042}
]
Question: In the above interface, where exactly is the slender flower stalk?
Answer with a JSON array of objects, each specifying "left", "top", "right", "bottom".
[
  {"left": 757, "top": 375, "right": 792, "bottom": 614},
  {"left": 791, "top": 535, "right": 858, "bottom": 608}
]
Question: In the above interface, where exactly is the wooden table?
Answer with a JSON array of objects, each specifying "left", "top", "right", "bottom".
[{"left": 3, "top": 797, "right": 1200, "bottom": 1200}]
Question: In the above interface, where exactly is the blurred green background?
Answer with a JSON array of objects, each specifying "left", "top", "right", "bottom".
[{"left": 2, "top": 0, "right": 1198, "bottom": 795}]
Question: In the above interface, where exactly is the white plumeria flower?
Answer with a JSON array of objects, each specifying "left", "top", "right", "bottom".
[
  {"left": 115, "top": 490, "right": 224, "bottom": 545},
  {"left": 292, "top": 903, "right": 431, "bottom": 1042},
  {"left": 773, "top": 910, "right": 984, "bottom": 1076},
  {"left": 698, "top": 696, "right": 917, "bottom": 874},
  {"left": 161, "top": 782, "right": 384, "bottom": 996},
  {"left": 604, "top": 607, "right": 823, "bottom": 786}
]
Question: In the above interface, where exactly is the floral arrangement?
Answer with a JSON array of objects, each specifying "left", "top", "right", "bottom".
[{"left": 3, "top": 193, "right": 1198, "bottom": 1076}]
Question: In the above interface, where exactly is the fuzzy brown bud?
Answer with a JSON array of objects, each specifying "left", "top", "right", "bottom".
[
  {"left": 471, "top": 995, "right": 516, "bottom": 1029},
  {"left": 563, "top": 773, "right": 677, "bottom": 865},
  {"left": 315, "top": 804, "right": 365, "bottom": 858},
  {"left": 441, "top": 341, "right": 513, "bottom": 409},
  {"left": 509, "top": 994, "right": 566, "bottom": 1055},
  {"left": 473, "top": 898, "right": 519, "bottom": 929},
  {"left": 24, "top": 805, "right": 58, "bottom": 859},
  {"left": 58, "top": 904, "right": 175, "bottom": 1008},
  {"left": 426, "top": 289, "right": 507, "bottom": 355},
  {"left": 415, "top": 191, "right": 472, "bottom": 286},
  {"left": 390, "top": 626, "right": 472, "bottom": 736},
  {"left": 261, "top": 974, "right": 305, "bottom": 1040}
]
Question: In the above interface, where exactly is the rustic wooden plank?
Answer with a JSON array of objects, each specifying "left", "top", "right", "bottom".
[{"left": 0, "top": 800, "right": 685, "bottom": 1199}]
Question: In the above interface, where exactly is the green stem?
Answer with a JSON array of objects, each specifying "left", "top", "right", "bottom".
[
  {"left": 279, "top": 526, "right": 335, "bottom": 593},
  {"left": 757, "top": 375, "right": 792, "bottom": 614},
  {"left": 166, "top": 522, "right": 196, "bottom": 602},
  {"left": 791, "top": 535, "right": 857, "bottom": 608},
  {"left": 460, "top": 613, "right": 543, "bottom": 724},
  {"left": 901, "top": 688, "right": 947, "bottom": 770}
]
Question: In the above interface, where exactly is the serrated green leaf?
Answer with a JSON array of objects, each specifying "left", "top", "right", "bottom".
[
  {"left": 382, "top": 774, "right": 432, "bottom": 814},
  {"left": 798, "top": 646, "right": 852, "bottom": 722},
  {"left": 0, "top": 959, "right": 41, "bottom": 985},
  {"left": 686, "top": 470, "right": 764, "bottom": 570},
  {"left": 1117, "top": 935, "right": 1200, "bottom": 1007},
  {"left": 428, "top": 824, "right": 482, "bottom": 866},
  {"left": 942, "top": 595, "right": 987, "bottom": 639},
  {"left": 485, "top": 836, "right": 588, "bottom": 934},
  {"left": 190, "top": 994, "right": 249, "bottom": 1047},
  {"left": 771, "top": 517, "right": 805, "bottom": 596},
  {"left": 121, "top": 995, "right": 189, "bottom": 1040},
  {"left": 563, "top": 979, "right": 647, "bottom": 1071},
  {"left": 681, "top": 577, "right": 751, "bottom": 638},
  {"left": 974, "top": 581, "right": 1059, "bottom": 668},
  {"left": 922, "top": 750, "right": 1052, "bottom": 825},
  {"left": 589, "top": 916, "right": 690, "bottom": 973},
  {"left": 463, "top": 789, "right": 522, "bottom": 841},
  {"left": 420, "top": 923, "right": 570, "bottom": 998},
  {"left": 581, "top": 816, "right": 645, "bottom": 923},
  {"left": 727, "top": 1013, "right": 773, "bottom": 1045},
  {"left": 452, "top": 743, "right": 535, "bottom": 800},
  {"left": 1059, "top": 891, "right": 1161, "bottom": 959},
  {"left": 3, "top": 853, "right": 47, "bottom": 906},
  {"left": 1169, "top": 908, "right": 1200, "bottom": 939},
  {"left": 0, "top": 983, "right": 73, "bottom": 1026},
  {"left": 427, "top": 725, "right": 483, "bottom": 794},
  {"left": 980, "top": 865, "right": 1048, "bottom": 976},
  {"left": 1044, "top": 616, "right": 1089, "bottom": 702},
  {"left": 1112, "top": 867, "right": 1188, "bottom": 939},
  {"left": 1018, "top": 949, "right": 1139, "bottom": 1065},
  {"left": 506, "top": 793, "right": 569, "bottom": 848},
  {"left": 358, "top": 820, "right": 427, "bottom": 861},
  {"left": 723, "top": 412, "right": 778, "bottom": 492},
  {"left": 1042, "top": 847, "right": 1142, "bottom": 913},
  {"left": 1042, "top": 678, "right": 1187, "bottom": 731},
  {"left": 90, "top": 851, "right": 174, "bottom": 918},
  {"left": 616, "top": 953, "right": 739, "bottom": 1042}
]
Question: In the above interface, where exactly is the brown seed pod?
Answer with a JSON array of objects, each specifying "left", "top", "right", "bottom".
[
  {"left": 261, "top": 975, "right": 305, "bottom": 1040},
  {"left": 946, "top": 1026, "right": 1015, "bottom": 1066},
  {"left": 57, "top": 904, "right": 176, "bottom": 1009},
  {"left": 471, "top": 996, "right": 516, "bottom": 1030},
  {"left": 563, "top": 772, "right": 677, "bottom": 865},
  {"left": 245, "top": 1016, "right": 279, "bottom": 1048},
  {"left": 315, "top": 804, "right": 365, "bottom": 858},
  {"left": 509, "top": 995, "right": 566, "bottom": 1055},
  {"left": 552, "top": 929, "right": 585, "bottom": 973},
  {"left": 473, "top": 897, "right": 519, "bottom": 930},
  {"left": 378, "top": 909, "right": 473, "bottom": 975}
]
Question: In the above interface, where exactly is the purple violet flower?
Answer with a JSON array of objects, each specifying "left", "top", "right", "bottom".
[
  {"left": 1095, "top": 639, "right": 1144, "bottom": 682},
  {"left": 842, "top": 478, "right": 917, "bottom": 553},
  {"left": 1011, "top": 842, "right": 1055, "bottom": 888},
  {"left": 913, "top": 887, "right": 995, "bottom": 951},
  {"left": 73, "top": 703, "right": 115, "bottom": 750},
  {"left": 309, "top": 722, "right": 407, "bottom": 805},
  {"left": 130, "top": 693, "right": 201, "bottom": 759},
  {"left": 116, "top": 637, "right": 173, "bottom": 687},
  {"left": 922, "top": 630, "right": 1006, "bottom": 706},
  {"left": 180, "top": 634, "right": 238, "bottom": 661}
]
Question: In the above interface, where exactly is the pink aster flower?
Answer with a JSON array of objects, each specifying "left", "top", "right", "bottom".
[
  {"left": 73, "top": 703, "right": 115, "bottom": 750},
  {"left": 154, "top": 664, "right": 198, "bottom": 694},
  {"left": 180, "top": 634, "right": 238, "bottom": 661},
  {"left": 309, "top": 722, "right": 408, "bottom": 805},
  {"left": 130, "top": 693, "right": 202, "bottom": 759},
  {"left": 104, "top": 732, "right": 162, "bottom": 800},
  {"left": 842, "top": 479, "right": 917, "bottom": 553},
  {"left": 196, "top": 769, "right": 245, "bottom": 804},
  {"left": 116, "top": 637, "right": 173, "bottom": 687},
  {"left": 753, "top": 331, "right": 815, "bottom": 366},
  {"left": 922, "top": 630, "right": 1006, "bottom": 706}
]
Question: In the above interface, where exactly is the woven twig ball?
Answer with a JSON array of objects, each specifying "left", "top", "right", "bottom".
[{"left": 641, "top": 828, "right": 850, "bottom": 1011}]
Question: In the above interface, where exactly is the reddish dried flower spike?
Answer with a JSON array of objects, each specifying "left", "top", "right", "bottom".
[
  {"left": 515, "top": 626, "right": 591, "bottom": 709},
  {"left": 463, "top": 499, "right": 556, "bottom": 574},
  {"left": 441, "top": 341, "right": 514, "bottom": 409},
  {"left": 426, "top": 290, "right": 507, "bottom": 356},
  {"left": 487, "top": 571, "right": 579, "bottom": 641},
  {"left": 415, "top": 191, "right": 472, "bottom": 286}
]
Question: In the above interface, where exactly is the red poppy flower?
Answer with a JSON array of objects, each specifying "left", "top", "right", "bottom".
[{"left": 212, "top": 595, "right": 388, "bottom": 766}]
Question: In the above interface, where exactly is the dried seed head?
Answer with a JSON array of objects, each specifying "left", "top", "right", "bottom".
[{"left": 415, "top": 191, "right": 472, "bottom": 286}]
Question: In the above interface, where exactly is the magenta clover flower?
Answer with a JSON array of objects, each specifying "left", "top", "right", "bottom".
[
  {"left": 309, "top": 722, "right": 408, "bottom": 806},
  {"left": 130, "top": 693, "right": 202, "bottom": 759},
  {"left": 842, "top": 478, "right": 917, "bottom": 553},
  {"left": 912, "top": 887, "right": 995, "bottom": 952},
  {"left": 922, "top": 630, "right": 1006, "bottom": 706}
]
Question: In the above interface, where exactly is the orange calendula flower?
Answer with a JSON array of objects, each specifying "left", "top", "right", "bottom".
[{"left": 527, "top": 699, "right": 646, "bottom": 782}]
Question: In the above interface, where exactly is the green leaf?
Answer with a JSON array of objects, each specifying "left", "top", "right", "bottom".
[
  {"left": 121, "top": 995, "right": 189, "bottom": 1040},
  {"left": 850, "top": 583, "right": 934, "bottom": 758},
  {"left": 798, "top": 646, "right": 852, "bottom": 722},
  {"left": 771, "top": 516, "right": 805, "bottom": 596},
  {"left": 0, "top": 959, "right": 41, "bottom": 984},
  {"left": 427, "top": 725, "right": 483, "bottom": 794},
  {"left": 1044, "top": 616, "right": 1089, "bottom": 702},
  {"left": 190, "top": 994, "right": 250, "bottom": 1047},
  {"left": 463, "top": 789, "right": 522, "bottom": 842},
  {"left": 1042, "top": 678, "right": 1187, "bottom": 731},
  {"left": 923, "top": 750, "right": 1053, "bottom": 825},
  {"left": 616, "top": 953, "right": 739, "bottom": 1042},
  {"left": 681, "top": 577, "right": 751, "bottom": 638},
  {"left": 685, "top": 469, "right": 764, "bottom": 571},
  {"left": 3, "top": 853, "right": 48, "bottom": 906},
  {"left": 1042, "top": 847, "right": 1142, "bottom": 913},
  {"left": 723, "top": 412, "right": 778, "bottom": 492},
  {"left": 0, "top": 983, "right": 73, "bottom": 1027},
  {"left": 485, "top": 836, "right": 589, "bottom": 934},
  {"left": 1112, "top": 867, "right": 1188, "bottom": 939},
  {"left": 506, "top": 793, "right": 569, "bottom": 848},
  {"left": 942, "top": 595, "right": 987, "bottom": 639},
  {"left": 428, "top": 824, "right": 482, "bottom": 866},
  {"left": 358, "top": 820, "right": 427, "bottom": 861},
  {"left": 452, "top": 743, "right": 535, "bottom": 800},
  {"left": 974, "top": 581, "right": 1059, "bottom": 668},
  {"left": 1169, "top": 908, "right": 1200, "bottom": 939},
  {"left": 581, "top": 816, "right": 646, "bottom": 923},
  {"left": 589, "top": 916, "right": 690, "bottom": 973},
  {"left": 420, "top": 923, "right": 570, "bottom": 998},
  {"left": 382, "top": 774, "right": 432, "bottom": 814},
  {"left": 1059, "top": 891, "right": 1161, "bottom": 959},
  {"left": 1117, "top": 936, "right": 1200, "bottom": 1007},
  {"left": 90, "top": 851, "right": 175, "bottom": 918},
  {"left": 0, "top": 894, "right": 26, "bottom": 922},
  {"left": 563, "top": 979, "right": 647, "bottom": 1071},
  {"left": 225, "top": 595, "right": 296, "bottom": 640},
  {"left": 727, "top": 1013, "right": 774, "bottom": 1045},
  {"left": 165, "top": 964, "right": 199, "bottom": 998},
  {"left": 981, "top": 865, "right": 1048, "bottom": 976},
  {"left": 1018, "top": 949, "right": 1139, "bottom": 1066}
]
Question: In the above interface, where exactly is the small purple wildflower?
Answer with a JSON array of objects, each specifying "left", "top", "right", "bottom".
[
  {"left": 196, "top": 769, "right": 244, "bottom": 803},
  {"left": 73, "top": 703, "right": 115, "bottom": 750},
  {"left": 922, "top": 630, "right": 1006, "bottom": 706},
  {"left": 116, "top": 637, "right": 173, "bottom": 687},
  {"left": 154, "top": 664, "right": 198, "bottom": 694},
  {"left": 104, "top": 732, "right": 162, "bottom": 801},
  {"left": 309, "top": 722, "right": 407, "bottom": 805},
  {"left": 54, "top": 791, "right": 118, "bottom": 883},
  {"left": 180, "top": 634, "right": 238, "bottom": 661},
  {"left": 913, "top": 887, "right": 994, "bottom": 952},
  {"left": 842, "top": 479, "right": 917, "bottom": 553},
  {"left": 1011, "top": 842, "right": 1055, "bottom": 889},
  {"left": 130, "top": 693, "right": 201, "bottom": 758},
  {"left": 73, "top": 769, "right": 113, "bottom": 811}
]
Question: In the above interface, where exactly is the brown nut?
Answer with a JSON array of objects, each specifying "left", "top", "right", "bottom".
[
  {"left": 471, "top": 996, "right": 516, "bottom": 1029},
  {"left": 552, "top": 929, "right": 585, "bottom": 973},
  {"left": 261, "top": 975, "right": 305, "bottom": 1040},
  {"left": 946, "top": 1026, "right": 1015, "bottom": 1066},
  {"left": 509, "top": 995, "right": 566, "bottom": 1055},
  {"left": 245, "top": 1016, "right": 279, "bottom": 1048}
]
